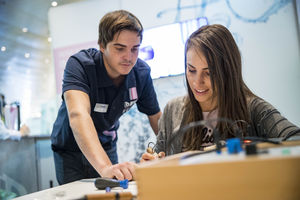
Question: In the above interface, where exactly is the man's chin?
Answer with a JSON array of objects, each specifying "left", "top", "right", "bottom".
[{"left": 119, "top": 68, "right": 133, "bottom": 75}]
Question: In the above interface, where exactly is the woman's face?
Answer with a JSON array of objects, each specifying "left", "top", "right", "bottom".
[{"left": 186, "top": 47, "right": 217, "bottom": 112}]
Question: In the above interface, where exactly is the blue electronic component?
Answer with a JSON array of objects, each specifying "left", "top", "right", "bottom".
[
  {"left": 226, "top": 138, "right": 243, "bottom": 154},
  {"left": 105, "top": 187, "right": 111, "bottom": 193}
]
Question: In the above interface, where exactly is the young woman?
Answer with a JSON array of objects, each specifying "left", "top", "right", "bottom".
[{"left": 141, "top": 24, "right": 300, "bottom": 161}]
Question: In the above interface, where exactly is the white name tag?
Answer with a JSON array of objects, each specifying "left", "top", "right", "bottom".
[{"left": 94, "top": 103, "right": 108, "bottom": 113}]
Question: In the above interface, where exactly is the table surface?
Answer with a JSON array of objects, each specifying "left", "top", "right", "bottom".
[{"left": 14, "top": 179, "right": 137, "bottom": 200}]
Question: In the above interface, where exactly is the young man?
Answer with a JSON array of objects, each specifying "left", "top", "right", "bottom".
[{"left": 51, "top": 10, "right": 162, "bottom": 184}]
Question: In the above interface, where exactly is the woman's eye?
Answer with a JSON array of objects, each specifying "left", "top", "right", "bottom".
[{"left": 188, "top": 69, "right": 196, "bottom": 73}]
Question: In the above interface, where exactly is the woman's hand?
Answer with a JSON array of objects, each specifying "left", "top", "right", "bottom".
[{"left": 140, "top": 151, "right": 165, "bottom": 163}]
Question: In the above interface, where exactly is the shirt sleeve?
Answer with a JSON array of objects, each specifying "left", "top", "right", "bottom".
[
  {"left": 136, "top": 71, "right": 160, "bottom": 116},
  {"left": 249, "top": 97, "right": 300, "bottom": 139},
  {"left": 62, "top": 56, "right": 90, "bottom": 95}
]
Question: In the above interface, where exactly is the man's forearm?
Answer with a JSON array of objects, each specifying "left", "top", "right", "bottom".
[
  {"left": 70, "top": 113, "right": 112, "bottom": 175},
  {"left": 148, "top": 111, "right": 162, "bottom": 135}
]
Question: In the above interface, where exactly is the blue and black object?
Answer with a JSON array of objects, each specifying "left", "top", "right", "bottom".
[
  {"left": 94, "top": 178, "right": 129, "bottom": 190},
  {"left": 226, "top": 138, "right": 243, "bottom": 154}
]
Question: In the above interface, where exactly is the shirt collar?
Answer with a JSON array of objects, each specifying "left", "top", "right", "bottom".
[
  {"left": 123, "top": 67, "right": 136, "bottom": 90},
  {"left": 96, "top": 51, "right": 115, "bottom": 88}
]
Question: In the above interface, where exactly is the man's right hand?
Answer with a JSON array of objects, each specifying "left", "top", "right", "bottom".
[{"left": 100, "top": 162, "right": 138, "bottom": 181}]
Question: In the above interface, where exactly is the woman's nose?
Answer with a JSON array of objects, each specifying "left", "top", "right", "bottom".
[{"left": 194, "top": 73, "right": 205, "bottom": 85}]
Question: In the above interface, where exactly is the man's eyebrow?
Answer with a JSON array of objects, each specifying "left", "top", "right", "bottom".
[
  {"left": 113, "top": 43, "right": 126, "bottom": 47},
  {"left": 113, "top": 43, "right": 140, "bottom": 48}
]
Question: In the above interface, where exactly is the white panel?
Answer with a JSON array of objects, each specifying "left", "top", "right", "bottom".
[
  {"left": 121, "top": 0, "right": 182, "bottom": 29},
  {"left": 48, "top": 0, "right": 121, "bottom": 48}
]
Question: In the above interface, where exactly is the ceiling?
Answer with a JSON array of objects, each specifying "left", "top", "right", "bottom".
[{"left": 0, "top": 0, "right": 84, "bottom": 120}]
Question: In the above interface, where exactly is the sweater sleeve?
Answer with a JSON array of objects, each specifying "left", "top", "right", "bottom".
[
  {"left": 249, "top": 97, "right": 300, "bottom": 139},
  {"left": 156, "top": 102, "right": 170, "bottom": 154},
  {"left": 155, "top": 96, "right": 187, "bottom": 155}
]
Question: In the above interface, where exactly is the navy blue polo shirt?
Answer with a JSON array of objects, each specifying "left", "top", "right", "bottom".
[{"left": 51, "top": 48, "right": 160, "bottom": 154}]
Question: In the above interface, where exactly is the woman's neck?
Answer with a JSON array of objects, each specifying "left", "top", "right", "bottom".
[{"left": 199, "top": 101, "right": 217, "bottom": 112}]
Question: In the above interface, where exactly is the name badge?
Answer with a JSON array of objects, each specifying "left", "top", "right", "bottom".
[{"left": 94, "top": 103, "right": 108, "bottom": 113}]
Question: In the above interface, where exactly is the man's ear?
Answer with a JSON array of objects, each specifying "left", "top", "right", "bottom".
[{"left": 99, "top": 44, "right": 105, "bottom": 53}]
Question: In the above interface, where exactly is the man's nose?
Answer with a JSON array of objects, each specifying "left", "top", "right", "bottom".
[{"left": 123, "top": 50, "right": 132, "bottom": 60}]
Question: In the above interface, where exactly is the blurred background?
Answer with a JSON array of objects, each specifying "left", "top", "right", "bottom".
[{"left": 0, "top": 0, "right": 85, "bottom": 133}]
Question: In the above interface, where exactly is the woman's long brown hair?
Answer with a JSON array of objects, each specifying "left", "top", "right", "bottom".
[{"left": 182, "top": 24, "right": 255, "bottom": 151}]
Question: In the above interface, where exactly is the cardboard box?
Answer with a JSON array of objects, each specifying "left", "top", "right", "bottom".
[{"left": 136, "top": 141, "right": 300, "bottom": 200}]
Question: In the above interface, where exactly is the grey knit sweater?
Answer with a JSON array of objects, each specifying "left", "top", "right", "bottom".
[{"left": 156, "top": 96, "right": 300, "bottom": 155}]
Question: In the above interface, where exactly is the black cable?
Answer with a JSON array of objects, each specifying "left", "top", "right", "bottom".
[
  {"left": 179, "top": 135, "right": 282, "bottom": 162},
  {"left": 230, "top": 119, "right": 249, "bottom": 138},
  {"left": 165, "top": 120, "right": 207, "bottom": 154},
  {"left": 165, "top": 117, "right": 238, "bottom": 154},
  {"left": 147, "top": 141, "right": 160, "bottom": 153},
  {"left": 165, "top": 108, "right": 293, "bottom": 156},
  {"left": 243, "top": 136, "right": 281, "bottom": 144},
  {"left": 247, "top": 124, "right": 255, "bottom": 137},
  {"left": 180, "top": 143, "right": 227, "bottom": 160}
]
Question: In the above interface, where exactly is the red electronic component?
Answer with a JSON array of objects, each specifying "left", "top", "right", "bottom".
[{"left": 243, "top": 139, "right": 252, "bottom": 144}]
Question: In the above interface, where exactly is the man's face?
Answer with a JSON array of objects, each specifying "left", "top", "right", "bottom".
[{"left": 100, "top": 30, "right": 140, "bottom": 80}]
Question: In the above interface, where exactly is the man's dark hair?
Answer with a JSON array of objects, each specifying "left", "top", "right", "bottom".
[{"left": 98, "top": 10, "right": 143, "bottom": 48}]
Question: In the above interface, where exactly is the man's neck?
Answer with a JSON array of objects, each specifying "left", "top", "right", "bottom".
[{"left": 112, "top": 75, "right": 125, "bottom": 87}]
